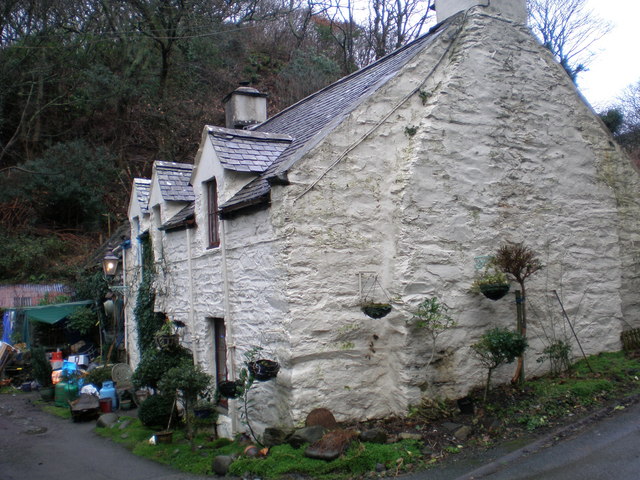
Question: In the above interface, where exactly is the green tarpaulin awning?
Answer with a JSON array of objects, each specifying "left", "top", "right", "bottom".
[{"left": 22, "top": 300, "right": 93, "bottom": 324}]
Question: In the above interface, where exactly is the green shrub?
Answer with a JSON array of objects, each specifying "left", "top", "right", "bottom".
[
  {"left": 138, "top": 394, "right": 175, "bottom": 429},
  {"left": 31, "top": 347, "right": 53, "bottom": 386},
  {"left": 472, "top": 327, "right": 528, "bottom": 401},
  {"left": 132, "top": 345, "right": 192, "bottom": 389}
]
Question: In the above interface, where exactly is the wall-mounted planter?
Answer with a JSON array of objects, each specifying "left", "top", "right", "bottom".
[
  {"left": 361, "top": 303, "right": 392, "bottom": 319},
  {"left": 248, "top": 359, "right": 280, "bottom": 381},
  {"left": 480, "top": 284, "right": 510, "bottom": 301}
]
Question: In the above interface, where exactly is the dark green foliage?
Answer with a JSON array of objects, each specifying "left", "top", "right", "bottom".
[
  {"left": 66, "top": 306, "right": 98, "bottom": 335},
  {"left": 0, "top": 233, "right": 68, "bottom": 282},
  {"left": 158, "top": 360, "right": 213, "bottom": 444},
  {"left": 83, "top": 366, "right": 113, "bottom": 389},
  {"left": 473, "top": 328, "right": 528, "bottom": 369},
  {"left": 134, "top": 235, "right": 164, "bottom": 354},
  {"left": 600, "top": 108, "right": 624, "bottom": 135},
  {"left": 31, "top": 347, "right": 53, "bottom": 386},
  {"left": 138, "top": 394, "right": 175, "bottom": 429},
  {"left": 6, "top": 141, "right": 116, "bottom": 230},
  {"left": 473, "top": 327, "right": 528, "bottom": 401},
  {"left": 537, "top": 339, "right": 572, "bottom": 376},
  {"left": 132, "top": 345, "right": 193, "bottom": 390}
]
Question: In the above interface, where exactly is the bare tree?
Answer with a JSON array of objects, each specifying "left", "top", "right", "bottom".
[
  {"left": 527, "top": 0, "right": 612, "bottom": 82},
  {"left": 366, "top": 0, "right": 433, "bottom": 61}
]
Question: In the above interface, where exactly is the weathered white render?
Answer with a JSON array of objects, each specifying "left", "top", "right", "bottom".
[{"left": 125, "top": 1, "right": 640, "bottom": 437}]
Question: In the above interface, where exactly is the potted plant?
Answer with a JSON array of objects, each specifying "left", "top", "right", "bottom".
[
  {"left": 31, "top": 347, "right": 54, "bottom": 401},
  {"left": 360, "top": 302, "right": 392, "bottom": 319},
  {"left": 218, "top": 379, "right": 242, "bottom": 399},
  {"left": 247, "top": 359, "right": 280, "bottom": 381},
  {"left": 158, "top": 359, "right": 213, "bottom": 450},
  {"left": 471, "top": 264, "right": 510, "bottom": 300}
]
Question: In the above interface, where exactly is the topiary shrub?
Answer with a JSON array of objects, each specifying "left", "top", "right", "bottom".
[
  {"left": 132, "top": 345, "right": 192, "bottom": 389},
  {"left": 138, "top": 394, "right": 175, "bottom": 429}
]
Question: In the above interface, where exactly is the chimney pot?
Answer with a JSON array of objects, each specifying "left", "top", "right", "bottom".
[
  {"left": 223, "top": 85, "right": 268, "bottom": 129},
  {"left": 435, "top": 0, "right": 527, "bottom": 24}
]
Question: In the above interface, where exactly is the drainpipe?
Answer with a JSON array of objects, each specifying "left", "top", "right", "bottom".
[
  {"left": 220, "top": 218, "right": 238, "bottom": 433},
  {"left": 187, "top": 227, "right": 198, "bottom": 365},
  {"left": 122, "top": 245, "right": 128, "bottom": 360}
]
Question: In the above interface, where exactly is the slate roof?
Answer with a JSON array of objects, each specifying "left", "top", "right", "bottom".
[
  {"left": 155, "top": 161, "right": 195, "bottom": 202},
  {"left": 208, "top": 127, "right": 293, "bottom": 173},
  {"left": 133, "top": 178, "right": 152, "bottom": 215},
  {"left": 219, "top": 18, "right": 454, "bottom": 214},
  {"left": 160, "top": 202, "right": 195, "bottom": 231}
]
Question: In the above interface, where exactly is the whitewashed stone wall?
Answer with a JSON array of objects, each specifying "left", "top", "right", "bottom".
[
  {"left": 269, "top": 11, "right": 640, "bottom": 425},
  {"left": 127, "top": 9, "right": 640, "bottom": 436}
]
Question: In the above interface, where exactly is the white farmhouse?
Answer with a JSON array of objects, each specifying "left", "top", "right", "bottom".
[{"left": 124, "top": 0, "right": 640, "bottom": 437}]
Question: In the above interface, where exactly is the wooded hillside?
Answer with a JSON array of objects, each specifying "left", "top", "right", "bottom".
[{"left": 0, "top": 0, "right": 434, "bottom": 282}]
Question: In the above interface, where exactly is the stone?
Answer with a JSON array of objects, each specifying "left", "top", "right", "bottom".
[
  {"left": 453, "top": 425, "right": 472, "bottom": 441},
  {"left": 375, "top": 463, "right": 386, "bottom": 473},
  {"left": 442, "top": 422, "right": 462, "bottom": 433},
  {"left": 305, "top": 408, "right": 338, "bottom": 430},
  {"left": 120, "top": 433, "right": 129, "bottom": 439},
  {"left": 24, "top": 425, "right": 47, "bottom": 435},
  {"left": 262, "top": 427, "right": 292, "bottom": 447},
  {"left": 359, "top": 428, "right": 387, "bottom": 444},
  {"left": 288, "top": 425, "right": 326, "bottom": 448},
  {"left": 304, "top": 429, "right": 359, "bottom": 461},
  {"left": 97, "top": 413, "right": 119, "bottom": 428},
  {"left": 212, "top": 455, "right": 235, "bottom": 476},
  {"left": 398, "top": 432, "right": 422, "bottom": 441},
  {"left": 119, "top": 419, "right": 131, "bottom": 430}
]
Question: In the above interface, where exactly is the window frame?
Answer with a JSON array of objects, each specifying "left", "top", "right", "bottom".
[{"left": 206, "top": 178, "right": 220, "bottom": 248}]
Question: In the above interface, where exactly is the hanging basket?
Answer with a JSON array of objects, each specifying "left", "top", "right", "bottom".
[
  {"left": 248, "top": 359, "right": 280, "bottom": 381},
  {"left": 479, "top": 284, "right": 510, "bottom": 301},
  {"left": 361, "top": 303, "right": 392, "bottom": 319},
  {"left": 218, "top": 380, "right": 242, "bottom": 399}
]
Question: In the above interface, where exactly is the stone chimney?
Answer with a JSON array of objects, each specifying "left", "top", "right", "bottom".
[
  {"left": 223, "top": 84, "right": 268, "bottom": 129},
  {"left": 434, "top": 0, "right": 527, "bottom": 24}
]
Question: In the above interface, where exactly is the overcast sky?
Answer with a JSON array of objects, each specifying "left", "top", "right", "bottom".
[{"left": 576, "top": 0, "right": 640, "bottom": 110}]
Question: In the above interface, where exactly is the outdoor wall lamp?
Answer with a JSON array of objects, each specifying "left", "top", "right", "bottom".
[{"left": 102, "top": 252, "right": 119, "bottom": 277}]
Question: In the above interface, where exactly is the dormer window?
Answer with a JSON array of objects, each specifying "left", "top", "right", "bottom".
[{"left": 207, "top": 178, "right": 220, "bottom": 248}]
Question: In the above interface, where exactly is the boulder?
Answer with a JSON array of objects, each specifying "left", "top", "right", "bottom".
[
  {"left": 304, "top": 429, "right": 359, "bottom": 461},
  {"left": 359, "top": 428, "right": 387, "bottom": 444},
  {"left": 288, "top": 425, "right": 326, "bottom": 448},
  {"left": 305, "top": 408, "right": 338, "bottom": 430},
  {"left": 212, "top": 455, "right": 235, "bottom": 476},
  {"left": 454, "top": 425, "right": 473, "bottom": 441},
  {"left": 262, "top": 427, "right": 292, "bottom": 447},
  {"left": 97, "top": 413, "right": 119, "bottom": 428}
]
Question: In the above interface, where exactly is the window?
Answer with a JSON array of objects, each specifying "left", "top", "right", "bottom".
[
  {"left": 206, "top": 179, "right": 220, "bottom": 248},
  {"left": 213, "top": 318, "right": 227, "bottom": 383},
  {"left": 212, "top": 318, "right": 228, "bottom": 406}
]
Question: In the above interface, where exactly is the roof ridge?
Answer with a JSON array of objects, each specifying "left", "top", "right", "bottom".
[{"left": 255, "top": 20, "right": 448, "bottom": 130}]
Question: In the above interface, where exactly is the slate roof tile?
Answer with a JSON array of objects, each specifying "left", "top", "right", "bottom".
[
  {"left": 220, "top": 19, "right": 454, "bottom": 212},
  {"left": 159, "top": 202, "right": 195, "bottom": 231},
  {"left": 133, "top": 178, "right": 152, "bottom": 214},
  {"left": 155, "top": 161, "right": 195, "bottom": 202},
  {"left": 208, "top": 126, "right": 292, "bottom": 174}
]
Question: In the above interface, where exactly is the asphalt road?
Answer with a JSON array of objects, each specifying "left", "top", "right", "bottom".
[{"left": 0, "top": 391, "right": 207, "bottom": 480}]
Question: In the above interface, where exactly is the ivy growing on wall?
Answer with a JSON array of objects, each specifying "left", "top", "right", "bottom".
[{"left": 134, "top": 234, "right": 164, "bottom": 354}]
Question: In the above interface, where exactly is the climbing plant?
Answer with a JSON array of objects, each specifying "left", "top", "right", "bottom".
[{"left": 134, "top": 234, "right": 164, "bottom": 354}]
